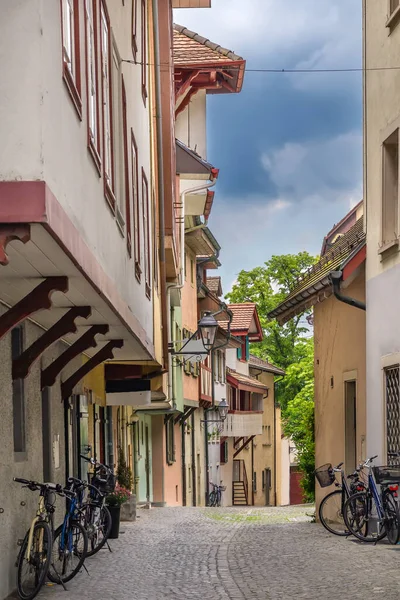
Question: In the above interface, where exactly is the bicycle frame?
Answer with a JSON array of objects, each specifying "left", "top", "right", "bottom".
[
  {"left": 60, "top": 496, "right": 78, "bottom": 553},
  {"left": 26, "top": 495, "right": 46, "bottom": 561},
  {"left": 368, "top": 470, "right": 385, "bottom": 520}
]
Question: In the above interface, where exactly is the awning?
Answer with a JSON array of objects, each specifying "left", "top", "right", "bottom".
[{"left": 227, "top": 370, "right": 268, "bottom": 394}]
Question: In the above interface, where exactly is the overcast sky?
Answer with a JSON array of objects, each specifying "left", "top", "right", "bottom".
[{"left": 174, "top": 1, "right": 363, "bottom": 293}]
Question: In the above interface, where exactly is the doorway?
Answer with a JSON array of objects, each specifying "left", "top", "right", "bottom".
[
  {"left": 145, "top": 425, "right": 150, "bottom": 502},
  {"left": 344, "top": 380, "right": 357, "bottom": 474}
]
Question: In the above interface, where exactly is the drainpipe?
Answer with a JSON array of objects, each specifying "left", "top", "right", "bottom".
[
  {"left": 152, "top": 0, "right": 168, "bottom": 370},
  {"left": 274, "top": 376, "right": 284, "bottom": 507},
  {"left": 204, "top": 411, "right": 209, "bottom": 506},
  {"left": 330, "top": 271, "right": 366, "bottom": 311},
  {"left": 181, "top": 418, "right": 186, "bottom": 506}
]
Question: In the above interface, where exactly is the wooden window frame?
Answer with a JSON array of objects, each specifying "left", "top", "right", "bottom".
[
  {"left": 12, "top": 326, "right": 26, "bottom": 455},
  {"left": 121, "top": 76, "right": 131, "bottom": 257},
  {"left": 131, "top": 131, "right": 141, "bottom": 280},
  {"left": 380, "top": 128, "right": 399, "bottom": 253},
  {"left": 61, "top": 0, "right": 82, "bottom": 118},
  {"left": 100, "top": 0, "right": 116, "bottom": 212},
  {"left": 142, "top": 168, "right": 151, "bottom": 298},
  {"left": 84, "top": 0, "right": 101, "bottom": 173},
  {"left": 141, "top": 0, "right": 147, "bottom": 105},
  {"left": 132, "top": 0, "right": 138, "bottom": 59}
]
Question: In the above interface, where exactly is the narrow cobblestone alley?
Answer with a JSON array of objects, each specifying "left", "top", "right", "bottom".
[{"left": 33, "top": 505, "right": 400, "bottom": 600}]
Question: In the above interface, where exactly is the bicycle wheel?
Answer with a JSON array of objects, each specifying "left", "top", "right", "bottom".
[
  {"left": 84, "top": 504, "right": 112, "bottom": 557},
  {"left": 209, "top": 491, "right": 216, "bottom": 507},
  {"left": 17, "top": 521, "right": 52, "bottom": 600},
  {"left": 383, "top": 490, "right": 400, "bottom": 545},
  {"left": 216, "top": 490, "right": 222, "bottom": 507},
  {"left": 343, "top": 492, "right": 386, "bottom": 542},
  {"left": 318, "top": 490, "right": 348, "bottom": 536},
  {"left": 48, "top": 521, "right": 88, "bottom": 583}
]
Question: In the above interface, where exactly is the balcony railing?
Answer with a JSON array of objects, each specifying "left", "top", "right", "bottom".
[{"left": 220, "top": 411, "right": 262, "bottom": 437}]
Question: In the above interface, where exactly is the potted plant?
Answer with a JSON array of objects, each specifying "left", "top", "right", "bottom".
[{"left": 106, "top": 485, "right": 131, "bottom": 539}]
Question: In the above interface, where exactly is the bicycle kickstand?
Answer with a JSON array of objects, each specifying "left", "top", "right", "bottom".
[
  {"left": 106, "top": 540, "right": 113, "bottom": 553},
  {"left": 50, "top": 564, "right": 68, "bottom": 592},
  {"left": 82, "top": 561, "right": 90, "bottom": 576}
]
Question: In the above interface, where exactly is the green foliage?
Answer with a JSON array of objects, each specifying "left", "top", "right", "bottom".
[
  {"left": 116, "top": 447, "right": 133, "bottom": 491},
  {"left": 226, "top": 253, "right": 317, "bottom": 501},
  {"left": 226, "top": 253, "right": 317, "bottom": 369}
]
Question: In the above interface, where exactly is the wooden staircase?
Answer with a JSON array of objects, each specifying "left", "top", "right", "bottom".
[{"left": 233, "top": 481, "right": 248, "bottom": 505}]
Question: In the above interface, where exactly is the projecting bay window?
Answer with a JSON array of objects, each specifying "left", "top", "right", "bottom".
[
  {"left": 100, "top": 2, "right": 115, "bottom": 210},
  {"left": 61, "top": 0, "right": 82, "bottom": 116},
  {"left": 142, "top": 168, "right": 151, "bottom": 298},
  {"left": 381, "top": 129, "right": 399, "bottom": 251},
  {"left": 85, "top": 0, "right": 101, "bottom": 170},
  {"left": 122, "top": 77, "right": 131, "bottom": 256}
]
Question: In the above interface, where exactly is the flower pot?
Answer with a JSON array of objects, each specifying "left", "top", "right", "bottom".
[{"left": 108, "top": 505, "right": 121, "bottom": 539}]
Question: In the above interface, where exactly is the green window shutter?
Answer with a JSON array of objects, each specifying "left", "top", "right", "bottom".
[
  {"left": 237, "top": 345, "right": 242, "bottom": 360},
  {"left": 245, "top": 336, "right": 250, "bottom": 361}
]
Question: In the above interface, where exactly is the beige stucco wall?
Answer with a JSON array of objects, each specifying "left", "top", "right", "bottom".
[
  {"left": 314, "top": 270, "right": 366, "bottom": 510},
  {"left": 175, "top": 90, "right": 207, "bottom": 159},
  {"left": 250, "top": 371, "right": 277, "bottom": 506}
]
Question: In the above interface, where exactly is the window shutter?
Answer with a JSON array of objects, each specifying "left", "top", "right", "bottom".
[
  {"left": 220, "top": 440, "right": 228, "bottom": 464},
  {"left": 237, "top": 345, "right": 242, "bottom": 360},
  {"left": 245, "top": 336, "right": 250, "bottom": 361}
]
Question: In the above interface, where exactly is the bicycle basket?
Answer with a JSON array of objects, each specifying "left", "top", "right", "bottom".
[
  {"left": 373, "top": 466, "right": 400, "bottom": 484},
  {"left": 220, "top": 486, "right": 227, "bottom": 491},
  {"left": 91, "top": 472, "right": 116, "bottom": 494},
  {"left": 314, "top": 464, "right": 335, "bottom": 488}
]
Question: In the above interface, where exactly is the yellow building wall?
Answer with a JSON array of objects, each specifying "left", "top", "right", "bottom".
[{"left": 314, "top": 269, "right": 366, "bottom": 511}]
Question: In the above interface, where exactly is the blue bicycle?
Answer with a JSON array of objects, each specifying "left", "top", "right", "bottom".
[
  {"left": 47, "top": 486, "right": 88, "bottom": 583},
  {"left": 343, "top": 455, "right": 400, "bottom": 544}
]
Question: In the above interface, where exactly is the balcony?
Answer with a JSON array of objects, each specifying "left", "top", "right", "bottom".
[{"left": 220, "top": 411, "right": 263, "bottom": 437}]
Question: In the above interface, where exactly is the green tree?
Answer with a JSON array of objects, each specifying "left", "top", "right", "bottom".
[
  {"left": 226, "top": 253, "right": 317, "bottom": 501},
  {"left": 226, "top": 252, "right": 317, "bottom": 369}
]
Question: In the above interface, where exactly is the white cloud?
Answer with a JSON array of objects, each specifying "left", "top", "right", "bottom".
[
  {"left": 174, "top": 0, "right": 360, "bottom": 66},
  {"left": 261, "top": 132, "right": 362, "bottom": 202}
]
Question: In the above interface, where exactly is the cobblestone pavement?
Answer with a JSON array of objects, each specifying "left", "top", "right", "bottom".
[{"left": 36, "top": 504, "right": 400, "bottom": 600}]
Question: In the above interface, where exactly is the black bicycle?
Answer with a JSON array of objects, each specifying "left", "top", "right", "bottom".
[
  {"left": 77, "top": 455, "right": 115, "bottom": 556},
  {"left": 316, "top": 461, "right": 366, "bottom": 536}
]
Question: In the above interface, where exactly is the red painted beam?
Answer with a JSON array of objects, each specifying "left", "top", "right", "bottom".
[
  {"left": 61, "top": 339, "right": 124, "bottom": 400},
  {"left": 0, "top": 224, "right": 30, "bottom": 265},
  {"left": 343, "top": 245, "right": 366, "bottom": 281},
  {"left": 233, "top": 436, "right": 255, "bottom": 459},
  {"left": 0, "top": 277, "right": 68, "bottom": 341},
  {"left": 41, "top": 324, "right": 109, "bottom": 389},
  {"left": 13, "top": 306, "right": 91, "bottom": 380}
]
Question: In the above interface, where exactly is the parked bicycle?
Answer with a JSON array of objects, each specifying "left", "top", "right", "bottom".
[
  {"left": 75, "top": 454, "right": 115, "bottom": 555},
  {"left": 14, "top": 478, "right": 65, "bottom": 600},
  {"left": 47, "top": 484, "right": 88, "bottom": 584},
  {"left": 343, "top": 455, "right": 400, "bottom": 544},
  {"left": 209, "top": 482, "right": 226, "bottom": 507},
  {"left": 316, "top": 461, "right": 366, "bottom": 536}
]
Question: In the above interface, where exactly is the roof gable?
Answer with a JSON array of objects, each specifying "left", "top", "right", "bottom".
[{"left": 173, "top": 24, "right": 243, "bottom": 66}]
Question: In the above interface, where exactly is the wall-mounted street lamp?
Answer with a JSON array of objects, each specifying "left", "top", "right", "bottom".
[
  {"left": 200, "top": 398, "right": 229, "bottom": 432},
  {"left": 168, "top": 310, "right": 223, "bottom": 361}
]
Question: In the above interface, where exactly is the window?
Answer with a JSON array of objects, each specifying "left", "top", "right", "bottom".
[
  {"left": 61, "top": 0, "right": 82, "bottom": 116},
  {"left": 131, "top": 131, "right": 141, "bottom": 279},
  {"left": 190, "top": 259, "right": 194, "bottom": 284},
  {"left": 385, "top": 366, "right": 400, "bottom": 465},
  {"left": 220, "top": 440, "right": 228, "bottom": 464},
  {"left": 153, "top": 190, "right": 159, "bottom": 291},
  {"left": 85, "top": 0, "right": 101, "bottom": 170},
  {"left": 12, "top": 326, "right": 25, "bottom": 454},
  {"left": 265, "top": 425, "right": 271, "bottom": 445},
  {"left": 100, "top": 2, "right": 115, "bottom": 210},
  {"left": 111, "top": 45, "right": 126, "bottom": 228},
  {"left": 132, "top": 0, "right": 138, "bottom": 58},
  {"left": 141, "top": 0, "right": 147, "bottom": 104},
  {"left": 253, "top": 472, "right": 257, "bottom": 492},
  {"left": 122, "top": 77, "right": 131, "bottom": 256},
  {"left": 382, "top": 129, "right": 399, "bottom": 247},
  {"left": 166, "top": 417, "right": 175, "bottom": 465},
  {"left": 221, "top": 352, "right": 226, "bottom": 384},
  {"left": 391, "top": 0, "right": 399, "bottom": 15},
  {"left": 142, "top": 168, "right": 151, "bottom": 298}
]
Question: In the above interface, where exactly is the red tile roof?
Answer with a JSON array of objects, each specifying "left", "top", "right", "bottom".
[
  {"left": 173, "top": 24, "right": 243, "bottom": 66},
  {"left": 206, "top": 276, "right": 222, "bottom": 296},
  {"left": 248, "top": 355, "right": 285, "bottom": 376},
  {"left": 220, "top": 303, "right": 263, "bottom": 341}
]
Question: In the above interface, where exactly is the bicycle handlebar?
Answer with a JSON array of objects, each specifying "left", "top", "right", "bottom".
[
  {"left": 14, "top": 478, "right": 64, "bottom": 495},
  {"left": 80, "top": 454, "right": 112, "bottom": 473}
]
